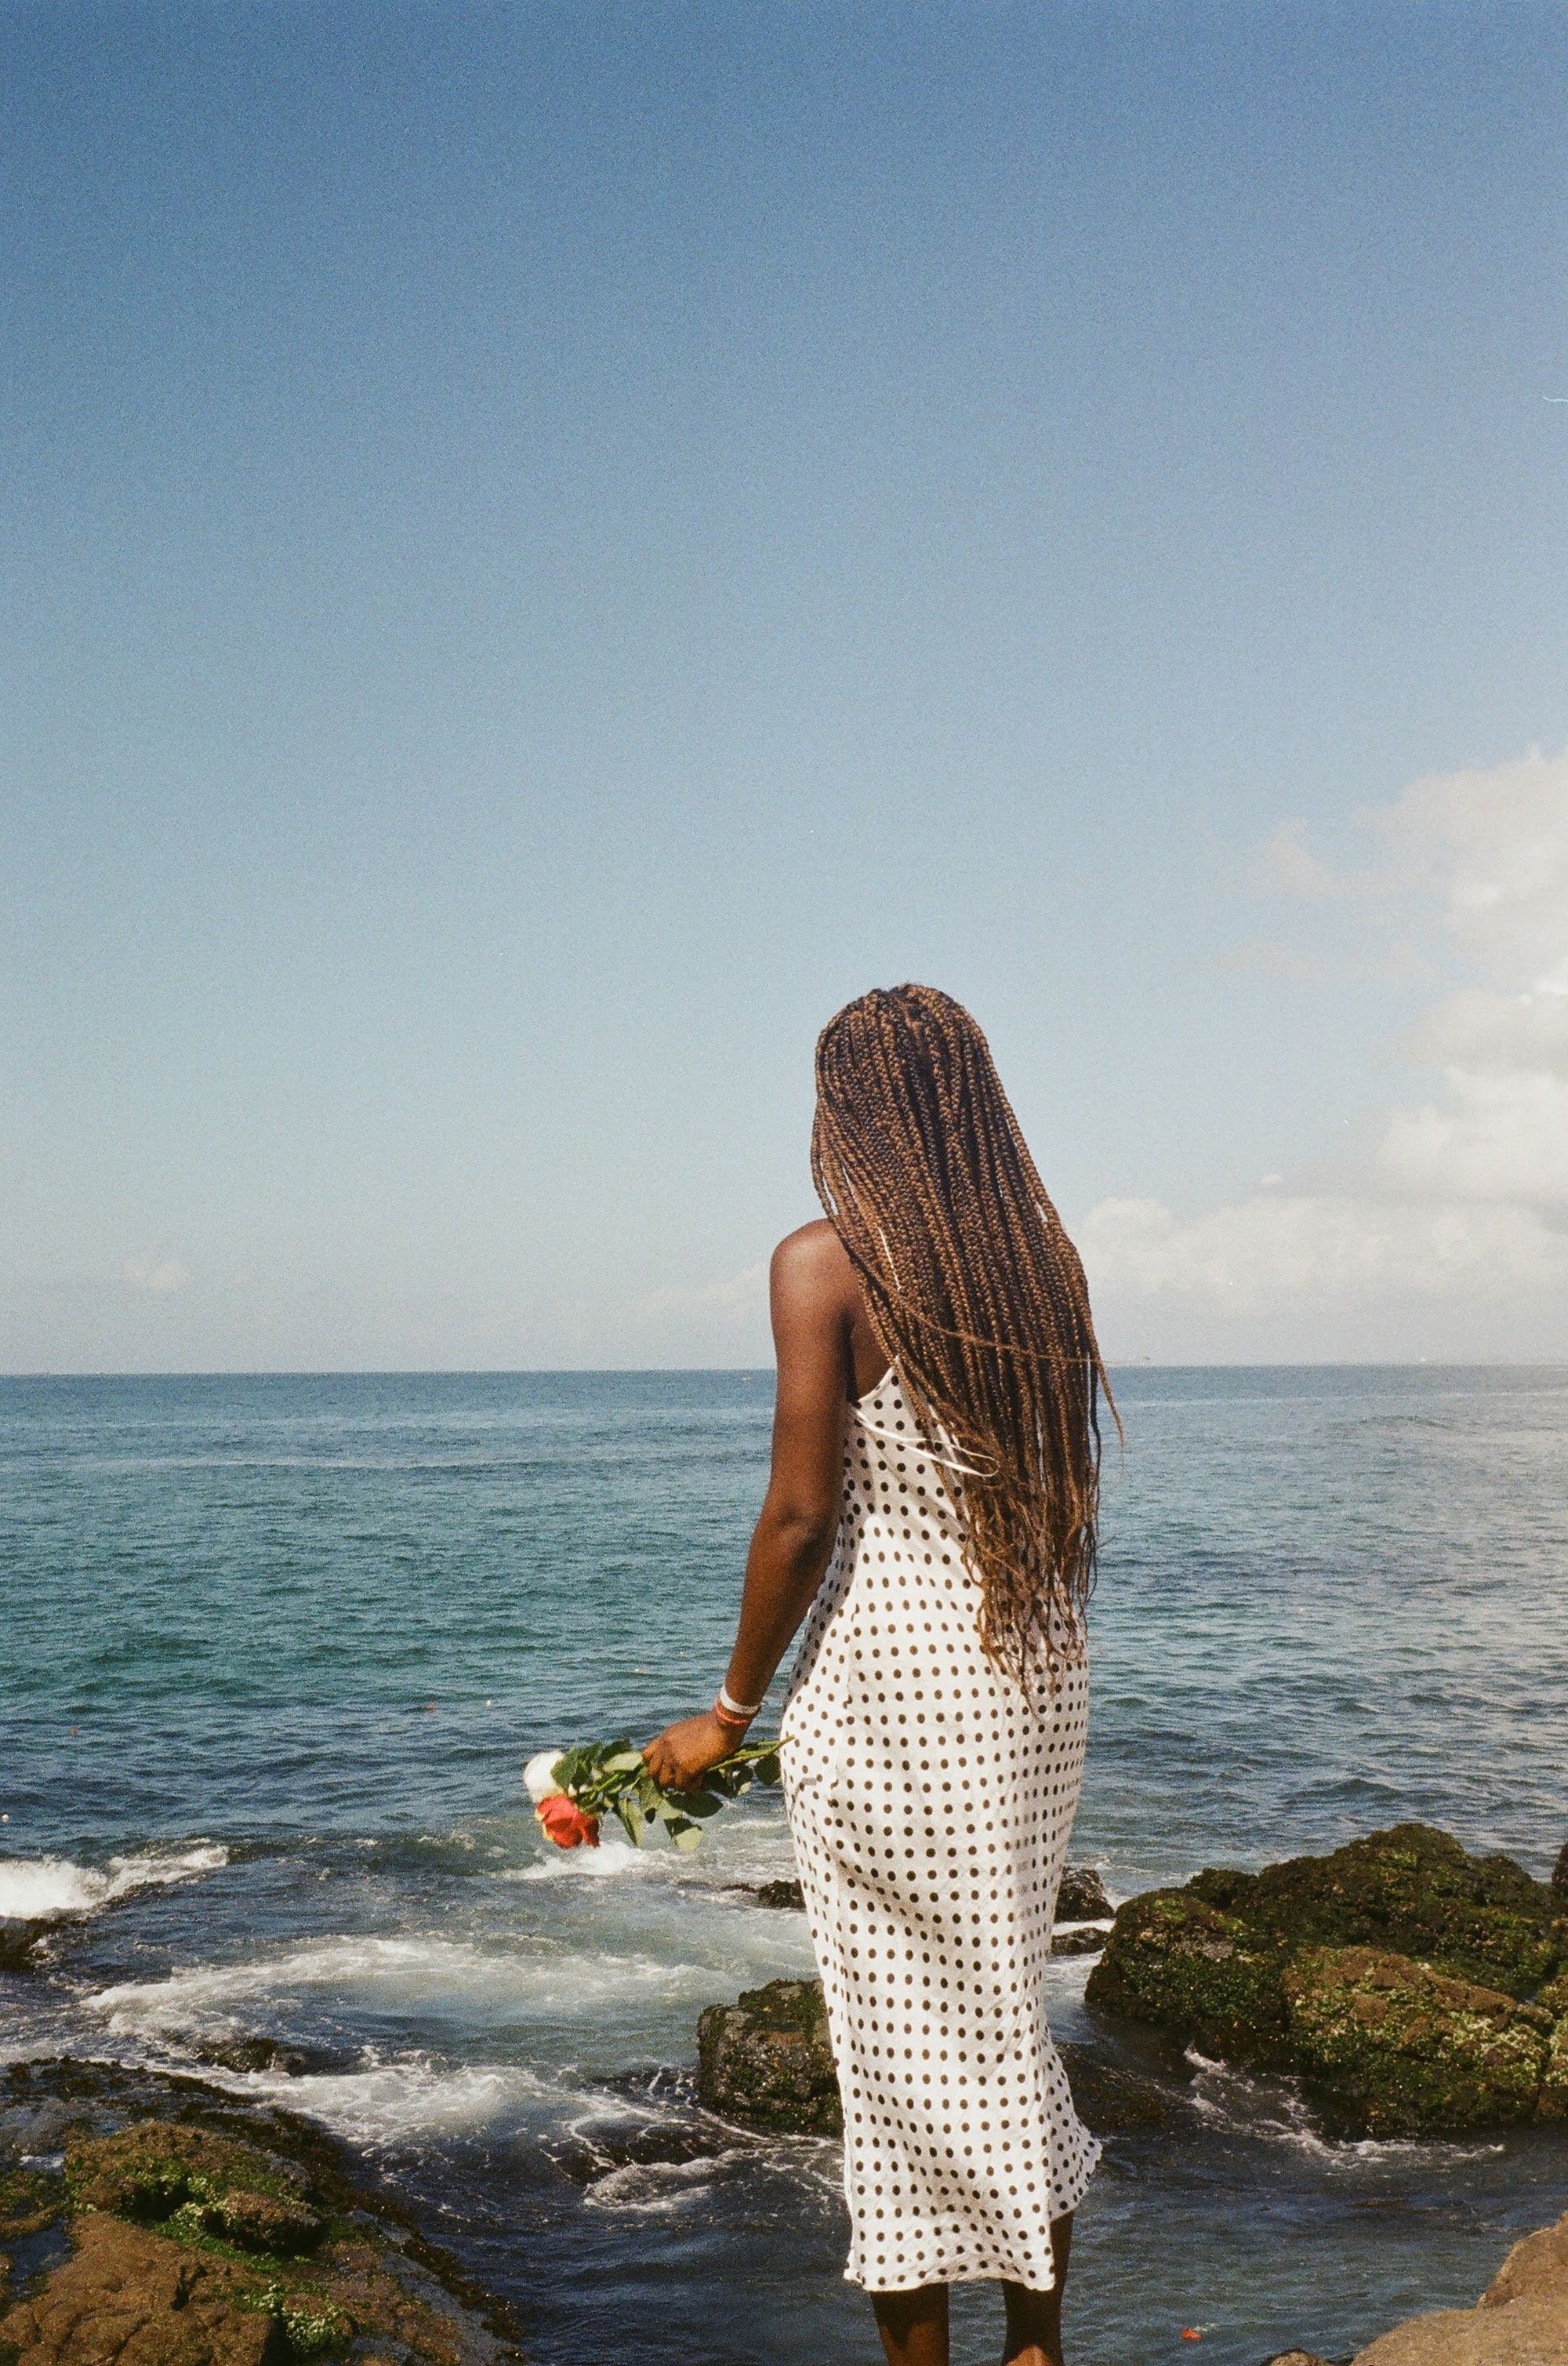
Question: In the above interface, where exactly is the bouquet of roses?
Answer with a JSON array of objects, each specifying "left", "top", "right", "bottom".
[{"left": 524, "top": 1735, "right": 782, "bottom": 1852}]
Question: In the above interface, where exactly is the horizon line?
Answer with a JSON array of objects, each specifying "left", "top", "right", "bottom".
[{"left": 2, "top": 1361, "right": 1566, "bottom": 1382}]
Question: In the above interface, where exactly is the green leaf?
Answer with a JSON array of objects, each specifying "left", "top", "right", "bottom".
[
  {"left": 603, "top": 1750, "right": 644, "bottom": 1774},
  {"left": 682, "top": 1790, "right": 724, "bottom": 1817},
  {"left": 616, "top": 1798, "right": 644, "bottom": 1848},
  {"left": 670, "top": 1823, "right": 705, "bottom": 1852}
]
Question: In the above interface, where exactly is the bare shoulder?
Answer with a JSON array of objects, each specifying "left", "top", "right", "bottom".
[{"left": 770, "top": 1219, "right": 856, "bottom": 1307}]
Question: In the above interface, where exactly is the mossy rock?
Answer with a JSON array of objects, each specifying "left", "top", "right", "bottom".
[
  {"left": 696, "top": 1978, "right": 842, "bottom": 2135},
  {"left": 1282, "top": 1946, "right": 1554, "bottom": 2136},
  {"left": 0, "top": 2170, "right": 64, "bottom": 2241},
  {"left": 1083, "top": 1890, "right": 1290, "bottom": 2064},
  {"left": 1195, "top": 1824, "right": 1559, "bottom": 2000},
  {"left": 67, "top": 2122, "right": 317, "bottom": 2250},
  {"left": 0, "top": 2066, "right": 517, "bottom": 2366}
]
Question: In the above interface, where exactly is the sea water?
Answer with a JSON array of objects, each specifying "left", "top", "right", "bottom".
[{"left": 2, "top": 1368, "right": 1566, "bottom": 2365}]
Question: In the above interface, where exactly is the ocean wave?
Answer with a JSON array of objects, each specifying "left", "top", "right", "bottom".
[
  {"left": 88, "top": 1932, "right": 751, "bottom": 2029},
  {"left": 233, "top": 2054, "right": 549, "bottom": 2143},
  {"left": 579, "top": 2152, "right": 736, "bottom": 2214},
  {"left": 1183, "top": 2048, "right": 1505, "bottom": 2165},
  {"left": 0, "top": 1844, "right": 228, "bottom": 1922},
  {"left": 502, "top": 1837, "right": 666, "bottom": 1883}
]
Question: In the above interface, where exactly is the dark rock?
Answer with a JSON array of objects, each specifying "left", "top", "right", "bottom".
[
  {"left": 546, "top": 2114, "right": 728, "bottom": 2186},
  {"left": 1084, "top": 1890, "right": 1291, "bottom": 2063},
  {"left": 695, "top": 1978, "right": 842, "bottom": 2135},
  {"left": 1049, "top": 1925, "right": 1106, "bottom": 1957},
  {"left": 746, "top": 1880, "right": 805, "bottom": 1911},
  {"left": 1191, "top": 1824, "right": 1559, "bottom": 2000},
  {"left": 1553, "top": 1841, "right": 1568, "bottom": 1901},
  {"left": 1282, "top": 1948, "right": 1553, "bottom": 2136},
  {"left": 0, "top": 2062, "right": 519, "bottom": 2366},
  {"left": 1054, "top": 2044, "right": 1177, "bottom": 2132},
  {"left": 214, "top": 2193, "right": 323, "bottom": 2259},
  {"left": 174, "top": 2038, "right": 347, "bottom": 2081},
  {"left": 1057, "top": 1866, "right": 1112, "bottom": 1922},
  {"left": 1085, "top": 1825, "right": 1568, "bottom": 2133},
  {"left": 0, "top": 1922, "right": 63, "bottom": 1975}
]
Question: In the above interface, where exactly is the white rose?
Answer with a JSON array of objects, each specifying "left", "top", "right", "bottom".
[{"left": 523, "top": 1750, "right": 565, "bottom": 1804}]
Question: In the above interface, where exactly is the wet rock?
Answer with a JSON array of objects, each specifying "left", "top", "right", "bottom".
[
  {"left": 1049, "top": 1925, "right": 1107, "bottom": 1957},
  {"left": 548, "top": 2115, "right": 728, "bottom": 2185},
  {"left": 1257, "top": 2353, "right": 1346, "bottom": 2364},
  {"left": 1282, "top": 1949, "right": 1553, "bottom": 2136},
  {"left": 695, "top": 1978, "right": 842, "bottom": 2135},
  {"left": 0, "top": 2170, "right": 65, "bottom": 2241},
  {"left": 215, "top": 2193, "right": 323, "bottom": 2259},
  {"left": 1054, "top": 2044, "right": 1177, "bottom": 2132},
  {"left": 746, "top": 1880, "right": 805, "bottom": 1910},
  {"left": 0, "top": 2063, "right": 518, "bottom": 2366},
  {"left": 1552, "top": 1841, "right": 1568, "bottom": 1902},
  {"left": 1085, "top": 1825, "right": 1568, "bottom": 2133},
  {"left": 1190, "top": 1825, "right": 1559, "bottom": 2000},
  {"left": 1084, "top": 1890, "right": 1291, "bottom": 2062},
  {"left": 1057, "top": 1866, "right": 1112, "bottom": 1922},
  {"left": 0, "top": 1922, "right": 64, "bottom": 1975},
  {"left": 173, "top": 2038, "right": 348, "bottom": 2081}
]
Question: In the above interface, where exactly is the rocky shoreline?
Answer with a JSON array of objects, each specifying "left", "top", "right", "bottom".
[
  {"left": 1084, "top": 1823, "right": 1568, "bottom": 2135},
  {"left": 0, "top": 2059, "right": 522, "bottom": 2366},
  {"left": 4, "top": 1830, "right": 1566, "bottom": 2365}
]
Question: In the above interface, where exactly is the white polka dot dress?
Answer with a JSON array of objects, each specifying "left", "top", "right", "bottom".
[{"left": 779, "top": 1370, "right": 1100, "bottom": 2295}]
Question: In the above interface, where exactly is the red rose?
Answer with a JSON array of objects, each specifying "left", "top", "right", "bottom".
[{"left": 537, "top": 1794, "right": 601, "bottom": 1849}]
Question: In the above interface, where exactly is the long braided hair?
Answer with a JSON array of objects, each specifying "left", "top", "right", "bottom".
[{"left": 811, "top": 983, "right": 1114, "bottom": 1695}]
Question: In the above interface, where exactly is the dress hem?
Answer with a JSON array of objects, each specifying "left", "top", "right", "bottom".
[{"left": 841, "top": 2131, "right": 1103, "bottom": 2295}]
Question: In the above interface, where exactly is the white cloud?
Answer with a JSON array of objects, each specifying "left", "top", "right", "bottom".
[
  {"left": 639, "top": 1262, "right": 768, "bottom": 1322},
  {"left": 1081, "top": 1192, "right": 1568, "bottom": 1314},
  {"left": 122, "top": 1255, "right": 191, "bottom": 1295},
  {"left": 1083, "top": 748, "right": 1568, "bottom": 1350}
]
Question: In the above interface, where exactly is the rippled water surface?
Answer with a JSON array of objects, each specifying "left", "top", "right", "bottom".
[{"left": 2, "top": 1368, "right": 1566, "bottom": 2365}]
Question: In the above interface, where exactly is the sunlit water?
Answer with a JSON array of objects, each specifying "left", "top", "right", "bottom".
[{"left": 2, "top": 1368, "right": 1566, "bottom": 2365}]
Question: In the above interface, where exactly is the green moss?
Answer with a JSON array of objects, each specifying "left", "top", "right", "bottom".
[
  {"left": 1225, "top": 1824, "right": 1559, "bottom": 1999},
  {"left": 1282, "top": 1946, "right": 1552, "bottom": 2135},
  {"left": 1083, "top": 1890, "right": 1290, "bottom": 2063},
  {"left": 0, "top": 2166, "right": 64, "bottom": 2239},
  {"left": 235, "top": 2284, "right": 350, "bottom": 2357}
]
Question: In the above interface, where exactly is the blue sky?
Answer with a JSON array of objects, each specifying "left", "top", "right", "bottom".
[{"left": 4, "top": 2, "right": 1566, "bottom": 1368}]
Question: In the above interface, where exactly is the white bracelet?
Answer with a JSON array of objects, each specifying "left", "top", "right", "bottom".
[{"left": 718, "top": 1681, "right": 764, "bottom": 1719}]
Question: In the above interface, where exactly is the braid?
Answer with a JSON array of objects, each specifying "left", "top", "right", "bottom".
[{"left": 811, "top": 984, "right": 1116, "bottom": 1697}]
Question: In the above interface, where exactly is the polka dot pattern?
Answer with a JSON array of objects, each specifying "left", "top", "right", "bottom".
[{"left": 779, "top": 1371, "right": 1101, "bottom": 2295}]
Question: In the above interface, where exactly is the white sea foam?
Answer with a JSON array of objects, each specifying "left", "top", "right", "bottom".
[
  {"left": 89, "top": 1932, "right": 742, "bottom": 2030},
  {"left": 580, "top": 2152, "right": 735, "bottom": 2214},
  {"left": 0, "top": 1844, "right": 228, "bottom": 1921},
  {"left": 1183, "top": 2048, "right": 1505, "bottom": 2165},
  {"left": 503, "top": 1837, "right": 662, "bottom": 1882},
  {"left": 234, "top": 2056, "right": 547, "bottom": 2143}
]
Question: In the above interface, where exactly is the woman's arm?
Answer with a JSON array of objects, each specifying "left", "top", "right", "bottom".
[{"left": 641, "top": 1223, "right": 854, "bottom": 1790}]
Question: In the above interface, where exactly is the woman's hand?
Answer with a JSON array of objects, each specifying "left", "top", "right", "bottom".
[{"left": 642, "top": 1710, "right": 741, "bottom": 1791}]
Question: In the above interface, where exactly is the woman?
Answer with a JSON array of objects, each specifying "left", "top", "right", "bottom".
[{"left": 644, "top": 983, "right": 1111, "bottom": 2366}]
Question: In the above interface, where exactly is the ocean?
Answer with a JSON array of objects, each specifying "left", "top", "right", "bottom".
[{"left": 2, "top": 1367, "right": 1566, "bottom": 2365}]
